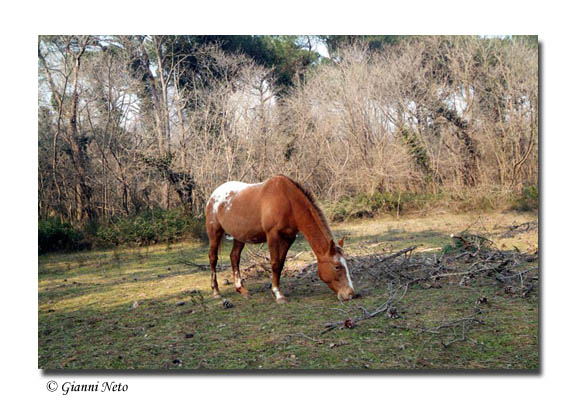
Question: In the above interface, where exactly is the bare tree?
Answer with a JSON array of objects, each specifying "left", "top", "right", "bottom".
[
  {"left": 38, "top": 35, "right": 97, "bottom": 222},
  {"left": 38, "top": 35, "right": 538, "bottom": 228}
]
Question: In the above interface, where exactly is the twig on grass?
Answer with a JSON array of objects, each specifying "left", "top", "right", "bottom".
[
  {"left": 285, "top": 332, "right": 322, "bottom": 344},
  {"left": 374, "top": 246, "right": 417, "bottom": 265},
  {"left": 321, "top": 282, "right": 408, "bottom": 335},
  {"left": 314, "top": 238, "right": 538, "bottom": 333},
  {"left": 176, "top": 258, "right": 230, "bottom": 271},
  {"left": 390, "top": 316, "right": 484, "bottom": 349}
]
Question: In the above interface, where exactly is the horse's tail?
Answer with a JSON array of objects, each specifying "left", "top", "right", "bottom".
[{"left": 217, "top": 233, "right": 228, "bottom": 254}]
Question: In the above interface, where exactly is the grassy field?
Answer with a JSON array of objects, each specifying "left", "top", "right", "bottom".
[{"left": 38, "top": 210, "right": 538, "bottom": 370}]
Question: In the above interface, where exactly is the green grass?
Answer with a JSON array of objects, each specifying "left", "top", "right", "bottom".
[{"left": 38, "top": 211, "right": 538, "bottom": 370}]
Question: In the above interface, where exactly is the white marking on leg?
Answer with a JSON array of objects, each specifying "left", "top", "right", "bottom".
[
  {"left": 235, "top": 277, "right": 243, "bottom": 289},
  {"left": 339, "top": 257, "right": 354, "bottom": 290},
  {"left": 272, "top": 286, "right": 283, "bottom": 300}
]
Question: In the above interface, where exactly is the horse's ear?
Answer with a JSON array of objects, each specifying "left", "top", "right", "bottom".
[
  {"left": 329, "top": 240, "right": 337, "bottom": 255},
  {"left": 338, "top": 237, "right": 345, "bottom": 248}
]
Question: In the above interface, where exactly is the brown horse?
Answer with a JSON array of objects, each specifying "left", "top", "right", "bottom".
[{"left": 205, "top": 175, "right": 355, "bottom": 303}]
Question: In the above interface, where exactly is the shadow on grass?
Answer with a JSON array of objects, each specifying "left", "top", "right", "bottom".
[
  {"left": 332, "top": 229, "right": 451, "bottom": 250},
  {"left": 38, "top": 223, "right": 538, "bottom": 371},
  {"left": 39, "top": 267, "right": 539, "bottom": 371}
]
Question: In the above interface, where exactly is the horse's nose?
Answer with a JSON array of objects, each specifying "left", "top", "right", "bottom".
[{"left": 338, "top": 288, "right": 354, "bottom": 301}]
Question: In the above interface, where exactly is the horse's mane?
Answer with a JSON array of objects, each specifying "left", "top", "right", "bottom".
[{"left": 280, "top": 175, "right": 333, "bottom": 239}]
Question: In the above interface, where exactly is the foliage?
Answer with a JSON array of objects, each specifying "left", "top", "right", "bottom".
[
  {"left": 38, "top": 35, "right": 538, "bottom": 231},
  {"left": 95, "top": 209, "right": 205, "bottom": 247},
  {"left": 260, "top": 35, "right": 320, "bottom": 91},
  {"left": 398, "top": 127, "right": 433, "bottom": 178},
  {"left": 159, "top": 35, "right": 320, "bottom": 95},
  {"left": 326, "top": 192, "right": 409, "bottom": 221},
  {"left": 39, "top": 210, "right": 206, "bottom": 254},
  {"left": 511, "top": 185, "right": 539, "bottom": 211},
  {"left": 441, "top": 233, "right": 493, "bottom": 255},
  {"left": 38, "top": 218, "right": 87, "bottom": 254},
  {"left": 319, "top": 35, "right": 406, "bottom": 58}
]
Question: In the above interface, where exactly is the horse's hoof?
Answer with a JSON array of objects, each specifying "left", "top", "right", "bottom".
[
  {"left": 213, "top": 293, "right": 222, "bottom": 299},
  {"left": 276, "top": 297, "right": 287, "bottom": 304},
  {"left": 237, "top": 287, "right": 250, "bottom": 298}
]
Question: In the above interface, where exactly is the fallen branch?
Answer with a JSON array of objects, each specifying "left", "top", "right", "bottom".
[
  {"left": 391, "top": 316, "right": 484, "bottom": 348},
  {"left": 176, "top": 259, "right": 229, "bottom": 271},
  {"left": 374, "top": 246, "right": 417, "bottom": 265},
  {"left": 285, "top": 332, "right": 322, "bottom": 344},
  {"left": 501, "top": 221, "right": 538, "bottom": 238},
  {"left": 288, "top": 251, "right": 306, "bottom": 260},
  {"left": 321, "top": 283, "right": 407, "bottom": 334}
]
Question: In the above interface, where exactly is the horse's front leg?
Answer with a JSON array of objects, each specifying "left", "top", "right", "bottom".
[{"left": 267, "top": 232, "right": 295, "bottom": 303}]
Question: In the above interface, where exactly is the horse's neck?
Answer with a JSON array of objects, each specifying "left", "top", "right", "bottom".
[{"left": 290, "top": 193, "right": 332, "bottom": 258}]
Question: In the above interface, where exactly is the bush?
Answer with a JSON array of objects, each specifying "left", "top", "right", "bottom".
[
  {"left": 38, "top": 218, "right": 87, "bottom": 254},
  {"left": 325, "top": 192, "right": 408, "bottom": 222},
  {"left": 511, "top": 185, "right": 539, "bottom": 211},
  {"left": 324, "top": 191, "right": 451, "bottom": 222},
  {"left": 441, "top": 233, "right": 493, "bottom": 255},
  {"left": 39, "top": 210, "right": 207, "bottom": 254},
  {"left": 94, "top": 209, "right": 206, "bottom": 247}
]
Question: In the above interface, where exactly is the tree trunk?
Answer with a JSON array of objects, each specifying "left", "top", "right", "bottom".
[{"left": 436, "top": 106, "right": 479, "bottom": 186}]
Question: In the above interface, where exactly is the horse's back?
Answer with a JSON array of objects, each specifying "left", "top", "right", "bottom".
[{"left": 206, "top": 176, "right": 294, "bottom": 243}]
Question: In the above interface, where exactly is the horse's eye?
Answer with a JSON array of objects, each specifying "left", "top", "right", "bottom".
[{"left": 333, "top": 265, "right": 341, "bottom": 271}]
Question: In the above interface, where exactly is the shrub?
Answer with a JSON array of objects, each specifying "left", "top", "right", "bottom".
[
  {"left": 94, "top": 209, "right": 206, "bottom": 247},
  {"left": 325, "top": 192, "right": 407, "bottom": 222},
  {"left": 39, "top": 210, "right": 208, "bottom": 254},
  {"left": 38, "top": 218, "right": 87, "bottom": 254},
  {"left": 511, "top": 185, "right": 539, "bottom": 211},
  {"left": 441, "top": 233, "right": 493, "bottom": 255}
]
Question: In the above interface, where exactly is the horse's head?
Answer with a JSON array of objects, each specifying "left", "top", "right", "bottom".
[{"left": 317, "top": 238, "right": 355, "bottom": 301}]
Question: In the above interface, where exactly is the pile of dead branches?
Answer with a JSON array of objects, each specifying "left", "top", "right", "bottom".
[
  {"left": 316, "top": 232, "right": 538, "bottom": 336},
  {"left": 336, "top": 233, "right": 539, "bottom": 298}
]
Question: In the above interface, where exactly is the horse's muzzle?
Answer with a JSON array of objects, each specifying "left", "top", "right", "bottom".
[{"left": 338, "top": 288, "right": 355, "bottom": 302}]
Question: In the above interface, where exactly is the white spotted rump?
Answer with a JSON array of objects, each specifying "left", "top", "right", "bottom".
[{"left": 208, "top": 181, "right": 261, "bottom": 214}]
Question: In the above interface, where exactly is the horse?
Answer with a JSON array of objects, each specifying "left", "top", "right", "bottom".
[{"left": 205, "top": 175, "right": 355, "bottom": 303}]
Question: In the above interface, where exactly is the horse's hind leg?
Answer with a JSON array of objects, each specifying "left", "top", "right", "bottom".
[
  {"left": 208, "top": 226, "right": 224, "bottom": 298},
  {"left": 230, "top": 239, "right": 249, "bottom": 297}
]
